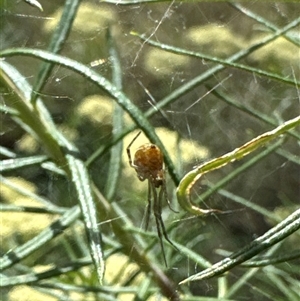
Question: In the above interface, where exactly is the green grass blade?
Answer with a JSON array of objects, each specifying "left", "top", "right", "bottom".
[
  {"left": 0, "top": 155, "right": 48, "bottom": 172},
  {"left": 66, "top": 155, "right": 105, "bottom": 284},
  {"left": 104, "top": 28, "right": 125, "bottom": 200},
  {"left": 0, "top": 206, "right": 81, "bottom": 271},
  {"left": 230, "top": 3, "right": 300, "bottom": 47},
  {"left": 132, "top": 32, "right": 299, "bottom": 86},
  {"left": 242, "top": 250, "right": 300, "bottom": 267},
  {"left": 0, "top": 258, "right": 91, "bottom": 287},
  {"left": 0, "top": 204, "right": 66, "bottom": 215},
  {"left": 0, "top": 61, "right": 68, "bottom": 169},
  {"left": 31, "top": 0, "right": 82, "bottom": 103},
  {"left": 180, "top": 208, "right": 300, "bottom": 284}
]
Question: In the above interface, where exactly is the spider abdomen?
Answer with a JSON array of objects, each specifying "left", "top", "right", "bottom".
[{"left": 133, "top": 144, "right": 164, "bottom": 186}]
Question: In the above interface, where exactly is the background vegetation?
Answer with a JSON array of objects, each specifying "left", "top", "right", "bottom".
[{"left": 0, "top": 1, "right": 299, "bottom": 300}]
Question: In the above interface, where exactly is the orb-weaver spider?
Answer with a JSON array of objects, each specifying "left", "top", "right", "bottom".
[{"left": 126, "top": 131, "right": 178, "bottom": 266}]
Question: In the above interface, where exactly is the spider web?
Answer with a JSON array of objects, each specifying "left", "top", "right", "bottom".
[{"left": 1, "top": 1, "right": 299, "bottom": 300}]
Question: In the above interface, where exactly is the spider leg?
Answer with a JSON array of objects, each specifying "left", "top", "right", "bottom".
[
  {"left": 126, "top": 131, "right": 142, "bottom": 167},
  {"left": 162, "top": 176, "right": 179, "bottom": 213},
  {"left": 144, "top": 180, "right": 152, "bottom": 231},
  {"left": 152, "top": 183, "right": 168, "bottom": 267},
  {"left": 157, "top": 187, "right": 179, "bottom": 252}
]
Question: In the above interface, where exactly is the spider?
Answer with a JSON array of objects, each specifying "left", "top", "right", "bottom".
[{"left": 127, "top": 131, "right": 178, "bottom": 266}]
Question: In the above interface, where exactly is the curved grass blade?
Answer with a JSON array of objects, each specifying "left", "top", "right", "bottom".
[
  {"left": 176, "top": 115, "right": 300, "bottom": 216},
  {"left": 0, "top": 48, "right": 179, "bottom": 185},
  {"left": 197, "top": 138, "right": 284, "bottom": 203}
]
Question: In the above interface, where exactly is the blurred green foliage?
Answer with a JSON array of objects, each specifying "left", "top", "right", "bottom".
[{"left": 1, "top": 1, "right": 299, "bottom": 301}]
